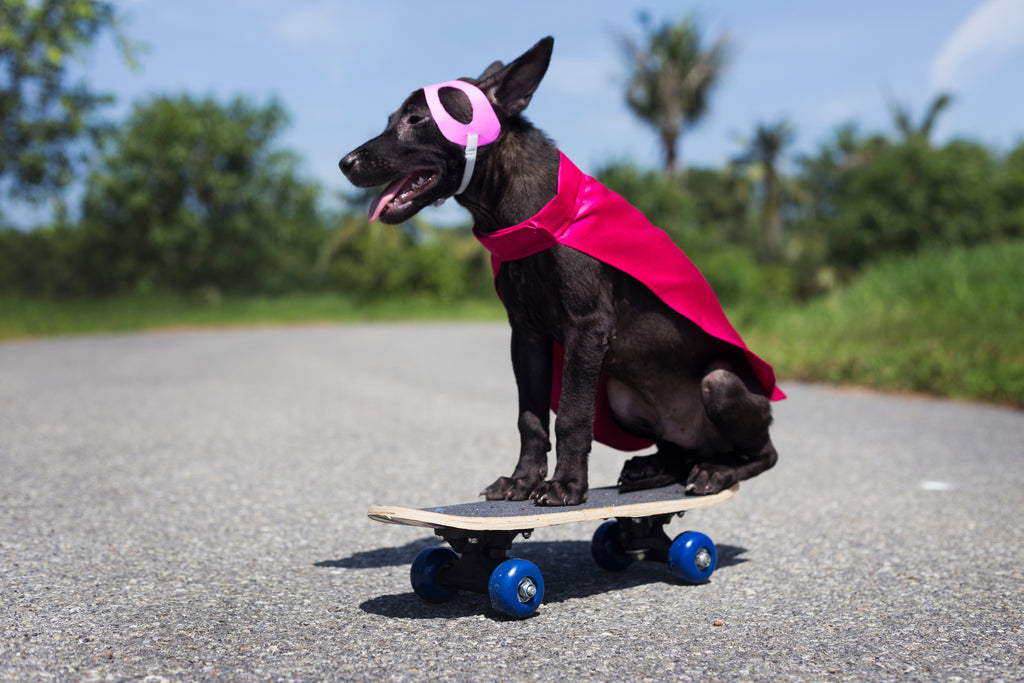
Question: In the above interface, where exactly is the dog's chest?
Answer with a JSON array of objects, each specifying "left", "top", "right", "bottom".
[
  {"left": 496, "top": 258, "right": 563, "bottom": 332},
  {"left": 495, "top": 246, "right": 614, "bottom": 338},
  {"left": 501, "top": 249, "right": 604, "bottom": 332}
]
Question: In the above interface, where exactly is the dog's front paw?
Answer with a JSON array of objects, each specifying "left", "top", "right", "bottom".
[
  {"left": 685, "top": 463, "right": 738, "bottom": 495},
  {"left": 530, "top": 480, "right": 588, "bottom": 506},
  {"left": 481, "top": 475, "right": 539, "bottom": 501}
]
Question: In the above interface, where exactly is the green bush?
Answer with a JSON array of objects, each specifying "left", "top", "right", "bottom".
[
  {"left": 318, "top": 217, "right": 493, "bottom": 303},
  {"left": 695, "top": 247, "right": 795, "bottom": 307},
  {"left": 740, "top": 240, "right": 1024, "bottom": 406},
  {"left": 798, "top": 136, "right": 1006, "bottom": 273},
  {"left": 997, "top": 141, "right": 1024, "bottom": 238}
]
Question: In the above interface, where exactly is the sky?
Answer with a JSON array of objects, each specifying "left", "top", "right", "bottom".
[{"left": 16, "top": 0, "right": 1024, "bottom": 225}]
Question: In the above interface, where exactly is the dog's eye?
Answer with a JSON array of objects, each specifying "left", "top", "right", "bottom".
[{"left": 406, "top": 115, "right": 425, "bottom": 125}]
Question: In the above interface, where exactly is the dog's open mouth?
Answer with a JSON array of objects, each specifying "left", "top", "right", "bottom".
[{"left": 368, "top": 171, "right": 440, "bottom": 223}]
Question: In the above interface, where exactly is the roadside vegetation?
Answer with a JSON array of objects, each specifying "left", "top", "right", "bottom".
[
  {"left": 0, "top": 293, "right": 505, "bottom": 339},
  {"left": 734, "top": 240, "right": 1024, "bottom": 407},
  {"left": 1, "top": 4, "right": 1021, "bottom": 407}
]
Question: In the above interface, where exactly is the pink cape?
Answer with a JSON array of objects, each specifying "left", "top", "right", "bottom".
[{"left": 474, "top": 152, "right": 784, "bottom": 451}]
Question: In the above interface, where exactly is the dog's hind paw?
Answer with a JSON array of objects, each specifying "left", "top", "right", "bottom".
[
  {"left": 685, "top": 463, "right": 737, "bottom": 496},
  {"left": 530, "top": 480, "right": 588, "bottom": 506},
  {"left": 618, "top": 452, "right": 689, "bottom": 492},
  {"left": 481, "top": 475, "right": 538, "bottom": 501},
  {"left": 618, "top": 453, "right": 677, "bottom": 492}
]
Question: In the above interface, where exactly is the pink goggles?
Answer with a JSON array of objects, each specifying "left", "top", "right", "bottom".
[
  {"left": 422, "top": 80, "right": 501, "bottom": 197},
  {"left": 422, "top": 80, "right": 501, "bottom": 146}
]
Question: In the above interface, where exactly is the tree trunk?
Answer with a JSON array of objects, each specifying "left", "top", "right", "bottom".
[
  {"left": 662, "top": 130, "right": 683, "bottom": 177},
  {"left": 763, "top": 172, "right": 782, "bottom": 260}
]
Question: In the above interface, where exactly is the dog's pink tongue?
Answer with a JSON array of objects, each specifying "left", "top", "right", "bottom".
[{"left": 367, "top": 176, "right": 410, "bottom": 223}]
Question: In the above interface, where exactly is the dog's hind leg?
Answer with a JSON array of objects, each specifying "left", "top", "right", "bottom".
[{"left": 685, "top": 365, "right": 777, "bottom": 495}]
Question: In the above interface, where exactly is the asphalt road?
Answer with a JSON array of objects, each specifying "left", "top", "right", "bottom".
[{"left": 2, "top": 323, "right": 1022, "bottom": 681}]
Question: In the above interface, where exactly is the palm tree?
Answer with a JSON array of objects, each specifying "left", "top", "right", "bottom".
[
  {"left": 887, "top": 92, "right": 954, "bottom": 144},
  {"left": 734, "top": 120, "right": 796, "bottom": 258},
  {"left": 618, "top": 14, "right": 731, "bottom": 176}
]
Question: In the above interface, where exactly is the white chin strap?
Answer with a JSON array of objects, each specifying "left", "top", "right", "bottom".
[
  {"left": 422, "top": 79, "right": 500, "bottom": 208},
  {"left": 456, "top": 133, "right": 479, "bottom": 195},
  {"left": 432, "top": 133, "right": 479, "bottom": 208}
]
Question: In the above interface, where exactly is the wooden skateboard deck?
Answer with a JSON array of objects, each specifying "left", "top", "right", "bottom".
[
  {"left": 367, "top": 483, "right": 738, "bottom": 619},
  {"left": 368, "top": 482, "right": 738, "bottom": 531}
]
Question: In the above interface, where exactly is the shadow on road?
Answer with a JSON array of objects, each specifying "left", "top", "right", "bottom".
[
  {"left": 314, "top": 537, "right": 439, "bottom": 569},
  {"left": 318, "top": 539, "right": 749, "bottom": 621}
]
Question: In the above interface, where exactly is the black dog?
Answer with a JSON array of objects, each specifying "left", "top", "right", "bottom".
[{"left": 340, "top": 37, "right": 782, "bottom": 506}]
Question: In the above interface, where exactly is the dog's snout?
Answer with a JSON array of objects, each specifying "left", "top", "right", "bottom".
[{"left": 339, "top": 151, "right": 359, "bottom": 176}]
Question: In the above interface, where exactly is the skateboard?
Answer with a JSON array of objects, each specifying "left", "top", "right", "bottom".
[{"left": 367, "top": 482, "right": 737, "bottom": 618}]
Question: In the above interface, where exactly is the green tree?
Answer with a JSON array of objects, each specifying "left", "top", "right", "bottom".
[
  {"left": 77, "top": 94, "right": 325, "bottom": 294},
  {"left": 0, "top": 0, "right": 139, "bottom": 216},
  {"left": 733, "top": 120, "right": 797, "bottom": 259},
  {"left": 681, "top": 166, "right": 752, "bottom": 244},
  {"left": 618, "top": 13, "right": 730, "bottom": 175},
  {"left": 887, "top": 92, "right": 954, "bottom": 144},
  {"left": 799, "top": 130, "right": 1000, "bottom": 272}
]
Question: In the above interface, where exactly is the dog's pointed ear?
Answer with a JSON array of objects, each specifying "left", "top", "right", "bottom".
[
  {"left": 479, "top": 60, "right": 504, "bottom": 80},
  {"left": 479, "top": 36, "right": 554, "bottom": 116}
]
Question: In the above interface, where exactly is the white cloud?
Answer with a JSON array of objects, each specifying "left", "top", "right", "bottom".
[{"left": 930, "top": 0, "right": 1024, "bottom": 92}]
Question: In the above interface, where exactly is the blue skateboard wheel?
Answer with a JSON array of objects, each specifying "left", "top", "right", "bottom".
[
  {"left": 590, "top": 520, "right": 634, "bottom": 571},
  {"left": 488, "top": 558, "right": 544, "bottom": 618},
  {"left": 668, "top": 531, "right": 717, "bottom": 584},
  {"left": 410, "top": 546, "right": 459, "bottom": 602}
]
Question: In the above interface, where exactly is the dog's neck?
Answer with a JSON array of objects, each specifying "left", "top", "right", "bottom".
[{"left": 455, "top": 120, "right": 560, "bottom": 233}]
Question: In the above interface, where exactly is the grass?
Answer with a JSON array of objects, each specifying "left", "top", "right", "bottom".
[
  {"left": 0, "top": 292, "right": 505, "bottom": 340},
  {"left": 3, "top": 240, "right": 1022, "bottom": 408},
  {"left": 734, "top": 239, "right": 1024, "bottom": 407}
]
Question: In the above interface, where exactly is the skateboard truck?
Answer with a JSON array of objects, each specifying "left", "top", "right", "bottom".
[
  {"left": 590, "top": 513, "right": 718, "bottom": 585},
  {"left": 618, "top": 514, "right": 675, "bottom": 562},
  {"left": 432, "top": 528, "right": 528, "bottom": 595}
]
